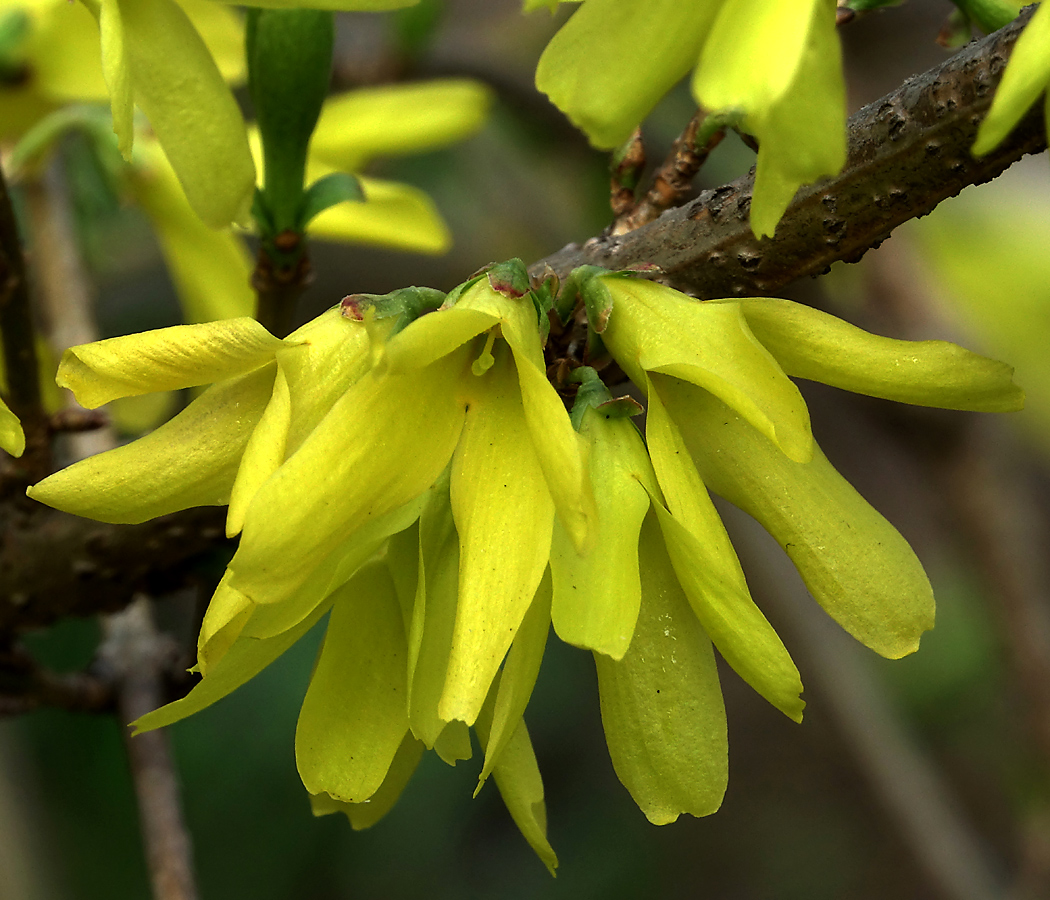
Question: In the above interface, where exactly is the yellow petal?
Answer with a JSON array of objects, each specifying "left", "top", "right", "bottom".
[
  {"left": 477, "top": 569, "right": 551, "bottom": 790},
  {"left": 296, "top": 563, "right": 410, "bottom": 803},
  {"left": 28, "top": 363, "right": 276, "bottom": 523},
  {"left": 98, "top": 0, "right": 132, "bottom": 158},
  {"left": 311, "top": 79, "right": 493, "bottom": 171},
  {"left": 732, "top": 297, "right": 1025, "bottom": 412},
  {"left": 228, "top": 348, "right": 470, "bottom": 608},
  {"left": 474, "top": 681, "right": 558, "bottom": 875},
  {"left": 0, "top": 394, "right": 25, "bottom": 457},
  {"left": 646, "top": 375, "right": 804, "bottom": 721},
  {"left": 213, "top": 0, "right": 418, "bottom": 8},
  {"left": 594, "top": 511, "right": 728, "bottom": 825},
  {"left": 309, "top": 733, "right": 425, "bottom": 830},
  {"left": 550, "top": 411, "right": 650, "bottom": 659},
  {"left": 226, "top": 365, "right": 290, "bottom": 537},
  {"left": 57, "top": 318, "right": 283, "bottom": 408},
  {"left": 196, "top": 570, "right": 253, "bottom": 676},
  {"left": 133, "top": 584, "right": 333, "bottom": 732},
  {"left": 601, "top": 277, "right": 813, "bottom": 463},
  {"left": 309, "top": 175, "right": 451, "bottom": 255},
  {"left": 439, "top": 347, "right": 555, "bottom": 725},
  {"left": 130, "top": 140, "right": 255, "bottom": 323},
  {"left": 663, "top": 377, "right": 935, "bottom": 658}
]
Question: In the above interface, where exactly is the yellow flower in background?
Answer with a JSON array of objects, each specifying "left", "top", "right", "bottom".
[
  {"left": 533, "top": 0, "right": 845, "bottom": 236},
  {"left": 0, "top": 393, "right": 23, "bottom": 456}
]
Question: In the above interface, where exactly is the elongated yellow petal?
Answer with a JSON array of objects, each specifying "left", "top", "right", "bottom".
[
  {"left": 601, "top": 277, "right": 813, "bottom": 462},
  {"left": 535, "top": 0, "right": 718, "bottom": 149},
  {"left": 57, "top": 318, "right": 283, "bottom": 408},
  {"left": 229, "top": 349, "right": 470, "bottom": 608},
  {"left": 131, "top": 141, "right": 255, "bottom": 324},
  {"left": 439, "top": 348, "right": 555, "bottom": 725},
  {"left": 196, "top": 570, "right": 253, "bottom": 676},
  {"left": 477, "top": 569, "right": 551, "bottom": 790},
  {"left": 226, "top": 365, "right": 290, "bottom": 537},
  {"left": 646, "top": 376, "right": 804, "bottom": 721},
  {"left": 694, "top": 0, "right": 817, "bottom": 113},
  {"left": 309, "top": 175, "right": 451, "bottom": 255},
  {"left": 28, "top": 364, "right": 276, "bottom": 523},
  {"left": 550, "top": 411, "right": 650, "bottom": 659},
  {"left": 973, "top": 1, "right": 1050, "bottom": 155},
  {"left": 309, "top": 734, "right": 425, "bottom": 830},
  {"left": 474, "top": 681, "right": 558, "bottom": 875},
  {"left": 133, "top": 586, "right": 333, "bottom": 732},
  {"left": 663, "top": 377, "right": 935, "bottom": 658},
  {"left": 595, "top": 512, "right": 728, "bottom": 825},
  {"left": 296, "top": 563, "right": 410, "bottom": 803},
  {"left": 311, "top": 80, "right": 493, "bottom": 171},
  {"left": 97, "top": 0, "right": 132, "bottom": 157},
  {"left": 732, "top": 297, "right": 1025, "bottom": 411},
  {"left": 379, "top": 305, "right": 496, "bottom": 375},
  {"left": 0, "top": 395, "right": 24, "bottom": 457},
  {"left": 406, "top": 476, "right": 461, "bottom": 749}
]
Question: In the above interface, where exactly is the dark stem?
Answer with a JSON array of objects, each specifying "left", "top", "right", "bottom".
[
  {"left": 0, "top": 157, "right": 48, "bottom": 476},
  {"left": 532, "top": 6, "right": 1045, "bottom": 298},
  {"left": 252, "top": 239, "right": 312, "bottom": 338}
]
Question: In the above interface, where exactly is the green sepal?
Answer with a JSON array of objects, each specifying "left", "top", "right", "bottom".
[
  {"left": 340, "top": 286, "right": 446, "bottom": 340},
  {"left": 568, "top": 366, "right": 642, "bottom": 431},
  {"left": 297, "top": 171, "right": 365, "bottom": 230},
  {"left": 485, "top": 258, "right": 531, "bottom": 299},
  {"left": 561, "top": 263, "right": 664, "bottom": 334},
  {"left": 950, "top": 0, "right": 1021, "bottom": 34},
  {"left": 247, "top": 8, "right": 335, "bottom": 233},
  {"left": 250, "top": 186, "right": 276, "bottom": 236}
]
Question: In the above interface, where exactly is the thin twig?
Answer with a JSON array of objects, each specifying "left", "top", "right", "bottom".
[
  {"left": 612, "top": 113, "right": 725, "bottom": 235},
  {"left": 252, "top": 237, "right": 312, "bottom": 338},
  {"left": 0, "top": 643, "right": 114, "bottom": 716},
  {"left": 98, "top": 599, "right": 199, "bottom": 900},
  {"left": 609, "top": 128, "right": 646, "bottom": 222},
  {"left": 0, "top": 154, "right": 49, "bottom": 480}
]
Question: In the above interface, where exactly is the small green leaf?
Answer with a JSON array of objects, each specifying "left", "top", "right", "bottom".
[{"left": 297, "top": 171, "right": 364, "bottom": 230}]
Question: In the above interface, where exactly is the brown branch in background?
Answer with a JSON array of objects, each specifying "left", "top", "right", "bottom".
[
  {"left": 98, "top": 598, "right": 199, "bottom": 900},
  {"left": 0, "top": 643, "right": 114, "bottom": 716},
  {"left": 533, "top": 6, "right": 1045, "bottom": 297},
  {"left": 0, "top": 156, "right": 49, "bottom": 481},
  {"left": 612, "top": 112, "right": 725, "bottom": 236},
  {"left": 609, "top": 128, "right": 646, "bottom": 222}
]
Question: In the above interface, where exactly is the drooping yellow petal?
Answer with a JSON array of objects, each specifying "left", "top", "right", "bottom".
[
  {"left": 133, "top": 585, "right": 333, "bottom": 732},
  {"left": 694, "top": 0, "right": 819, "bottom": 113},
  {"left": 309, "top": 175, "right": 451, "bottom": 255},
  {"left": 550, "top": 410, "right": 650, "bottom": 660},
  {"left": 28, "top": 363, "right": 276, "bottom": 523},
  {"left": 663, "top": 377, "right": 935, "bottom": 658},
  {"left": 535, "top": 0, "right": 718, "bottom": 149},
  {"left": 731, "top": 297, "right": 1025, "bottom": 412},
  {"left": 57, "top": 318, "right": 283, "bottom": 408},
  {"left": 226, "top": 365, "right": 290, "bottom": 537},
  {"left": 130, "top": 140, "right": 255, "bottom": 324},
  {"left": 196, "top": 570, "right": 253, "bottom": 676},
  {"left": 113, "top": 0, "right": 255, "bottom": 226},
  {"left": 594, "top": 511, "right": 728, "bottom": 825},
  {"left": 296, "top": 563, "right": 410, "bottom": 803},
  {"left": 97, "top": 0, "right": 132, "bottom": 157},
  {"left": 309, "top": 734, "right": 425, "bottom": 830},
  {"left": 0, "top": 395, "right": 24, "bottom": 457},
  {"left": 646, "top": 375, "right": 804, "bottom": 722},
  {"left": 311, "top": 79, "right": 493, "bottom": 171},
  {"left": 477, "top": 569, "right": 551, "bottom": 790},
  {"left": 406, "top": 474, "right": 462, "bottom": 749},
  {"left": 474, "top": 681, "right": 558, "bottom": 875},
  {"left": 601, "top": 277, "right": 813, "bottom": 463},
  {"left": 973, "top": 1, "right": 1050, "bottom": 155},
  {"left": 439, "top": 348, "right": 555, "bottom": 725},
  {"left": 381, "top": 304, "right": 497, "bottom": 374},
  {"left": 229, "top": 348, "right": 470, "bottom": 608}
]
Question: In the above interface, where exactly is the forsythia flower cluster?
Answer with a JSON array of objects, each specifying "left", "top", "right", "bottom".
[{"left": 28, "top": 261, "right": 1023, "bottom": 868}]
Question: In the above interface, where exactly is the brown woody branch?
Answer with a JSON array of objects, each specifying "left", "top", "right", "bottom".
[
  {"left": 0, "top": 9, "right": 1044, "bottom": 639},
  {"left": 532, "top": 6, "right": 1045, "bottom": 296}
]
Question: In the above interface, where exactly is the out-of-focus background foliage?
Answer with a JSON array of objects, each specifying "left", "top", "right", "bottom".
[{"left": 3, "top": 1, "right": 1050, "bottom": 898}]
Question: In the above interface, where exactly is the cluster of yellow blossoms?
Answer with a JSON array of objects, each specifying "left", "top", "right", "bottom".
[{"left": 28, "top": 261, "right": 1022, "bottom": 867}]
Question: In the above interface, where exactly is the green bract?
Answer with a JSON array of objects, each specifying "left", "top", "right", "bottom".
[
  {"left": 26, "top": 262, "right": 1025, "bottom": 866},
  {"left": 533, "top": 0, "right": 846, "bottom": 236}
]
